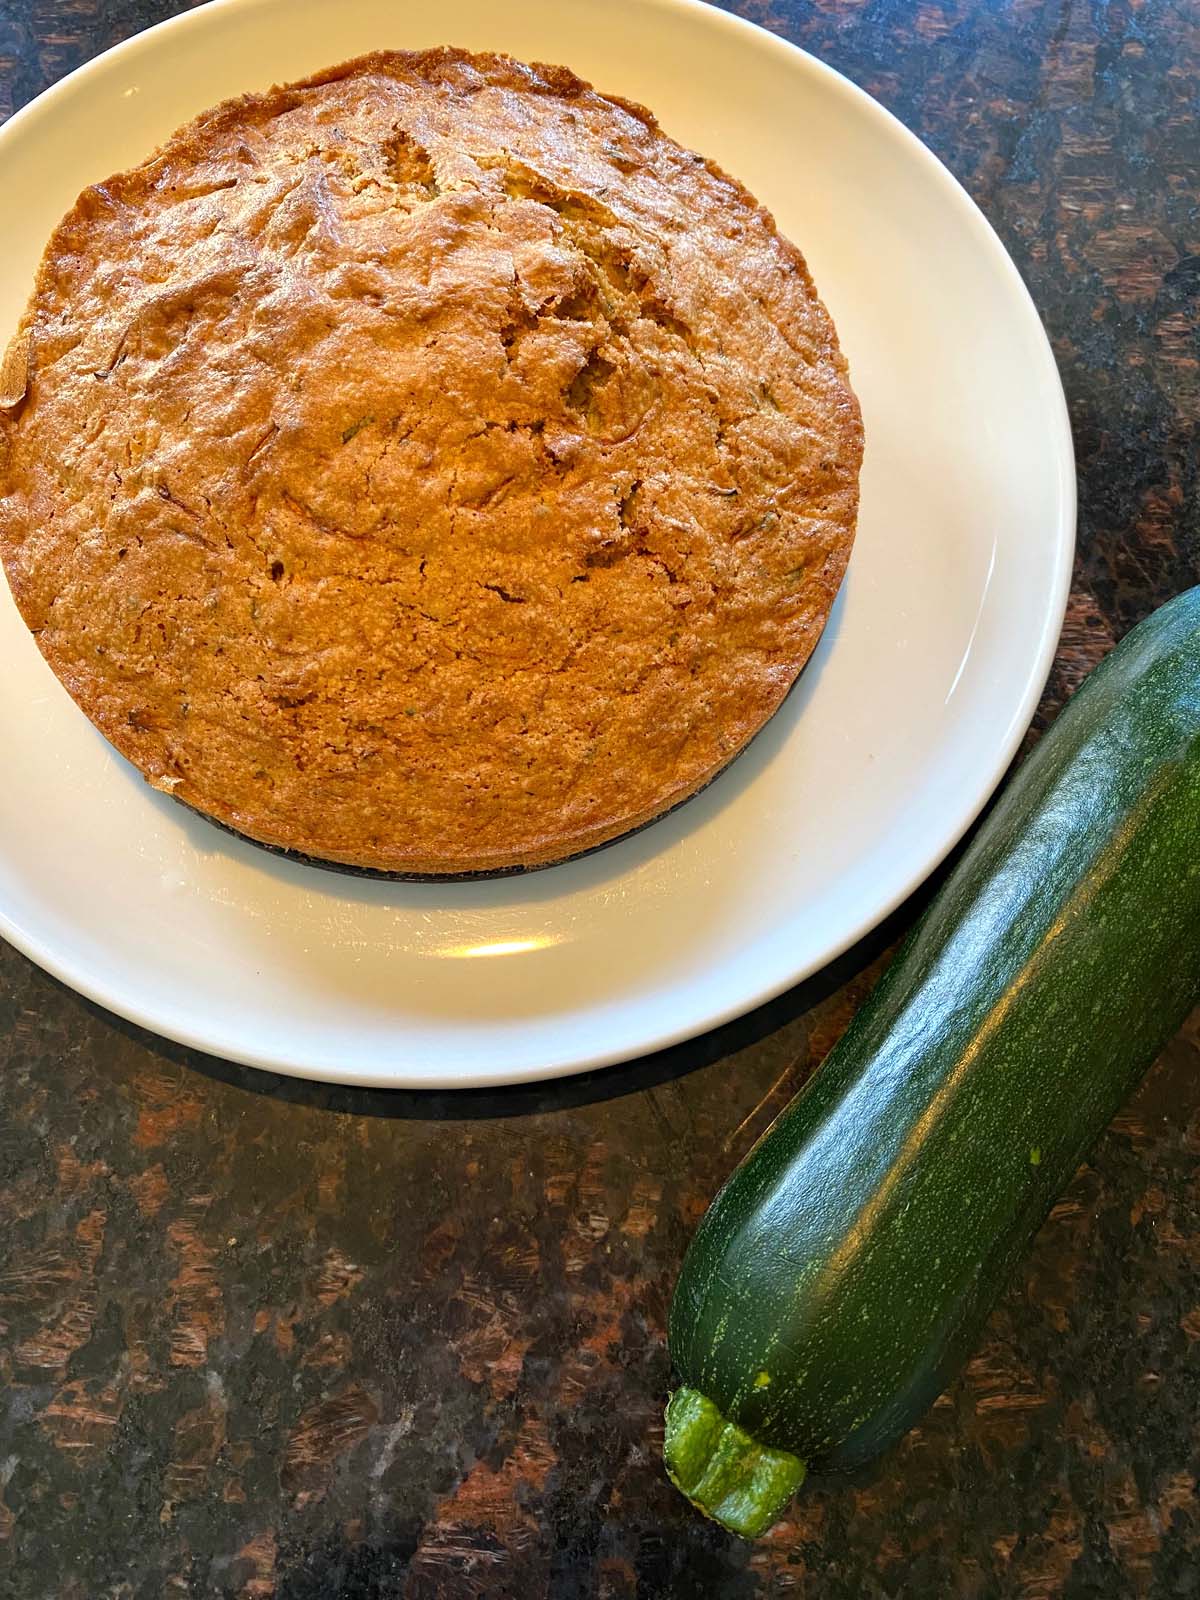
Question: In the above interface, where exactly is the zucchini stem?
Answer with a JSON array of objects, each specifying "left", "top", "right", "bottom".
[{"left": 663, "top": 1388, "right": 806, "bottom": 1537}]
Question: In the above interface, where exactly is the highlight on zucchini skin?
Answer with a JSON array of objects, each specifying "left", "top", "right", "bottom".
[{"left": 665, "top": 587, "right": 1200, "bottom": 1538}]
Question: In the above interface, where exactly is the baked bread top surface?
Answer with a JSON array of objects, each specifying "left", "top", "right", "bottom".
[{"left": 0, "top": 48, "right": 862, "bottom": 872}]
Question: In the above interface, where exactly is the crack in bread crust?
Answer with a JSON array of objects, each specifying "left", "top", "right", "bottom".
[{"left": 0, "top": 47, "right": 863, "bottom": 874}]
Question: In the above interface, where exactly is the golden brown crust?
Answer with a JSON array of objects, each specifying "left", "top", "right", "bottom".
[{"left": 0, "top": 47, "right": 862, "bottom": 874}]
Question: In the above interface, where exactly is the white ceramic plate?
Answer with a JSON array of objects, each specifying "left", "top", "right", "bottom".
[{"left": 0, "top": 0, "right": 1074, "bottom": 1088}]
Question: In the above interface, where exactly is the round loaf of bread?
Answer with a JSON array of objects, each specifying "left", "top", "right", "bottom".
[{"left": 0, "top": 48, "right": 862, "bottom": 875}]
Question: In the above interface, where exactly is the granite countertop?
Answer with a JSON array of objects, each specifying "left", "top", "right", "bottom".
[{"left": 0, "top": 1, "right": 1197, "bottom": 1596}]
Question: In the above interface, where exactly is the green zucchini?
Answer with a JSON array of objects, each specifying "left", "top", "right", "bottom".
[{"left": 665, "top": 587, "right": 1200, "bottom": 1537}]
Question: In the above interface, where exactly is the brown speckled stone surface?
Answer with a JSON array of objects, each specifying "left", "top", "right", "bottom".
[{"left": 0, "top": 2, "right": 1197, "bottom": 1596}]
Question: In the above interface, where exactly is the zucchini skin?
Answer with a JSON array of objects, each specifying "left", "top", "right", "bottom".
[{"left": 668, "top": 587, "right": 1200, "bottom": 1487}]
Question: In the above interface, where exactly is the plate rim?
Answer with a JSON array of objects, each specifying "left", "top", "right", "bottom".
[{"left": 0, "top": 0, "right": 1076, "bottom": 1089}]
